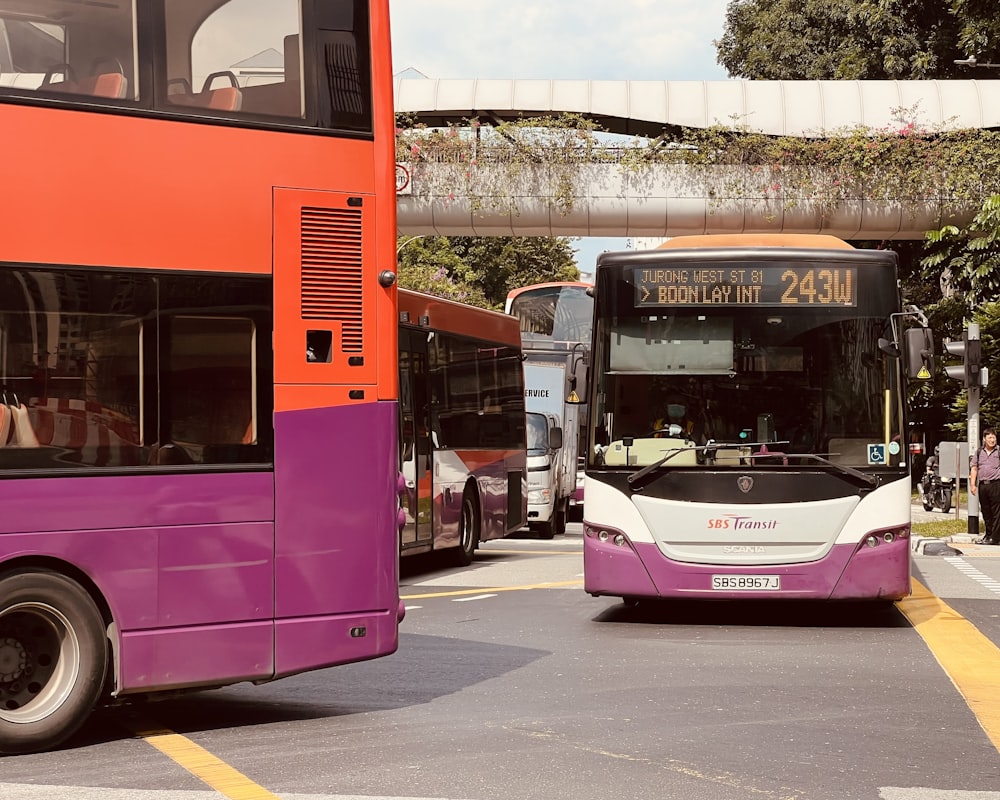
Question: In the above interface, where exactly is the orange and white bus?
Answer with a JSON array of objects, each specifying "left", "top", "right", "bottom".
[
  {"left": 398, "top": 290, "right": 528, "bottom": 564},
  {"left": 0, "top": 0, "right": 401, "bottom": 754}
]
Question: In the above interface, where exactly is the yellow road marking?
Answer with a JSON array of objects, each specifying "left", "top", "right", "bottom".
[
  {"left": 897, "top": 578, "right": 1000, "bottom": 752},
  {"left": 402, "top": 579, "right": 584, "bottom": 599},
  {"left": 129, "top": 722, "right": 280, "bottom": 800}
]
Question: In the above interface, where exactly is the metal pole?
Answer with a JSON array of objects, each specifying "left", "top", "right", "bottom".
[
  {"left": 968, "top": 322, "right": 981, "bottom": 538},
  {"left": 956, "top": 445, "right": 961, "bottom": 521}
]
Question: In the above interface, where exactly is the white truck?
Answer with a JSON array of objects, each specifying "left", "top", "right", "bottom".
[{"left": 524, "top": 359, "right": 580, "bottom": 538}]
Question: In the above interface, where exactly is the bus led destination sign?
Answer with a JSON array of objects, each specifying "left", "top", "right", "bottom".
[{"left": 634, "top": 265, "right": 857, "bottom": 308}]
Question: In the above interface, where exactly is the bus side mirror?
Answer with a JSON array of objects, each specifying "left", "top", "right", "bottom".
[{"left": 902, "top": 327, "right": 935, "bottom": 380}]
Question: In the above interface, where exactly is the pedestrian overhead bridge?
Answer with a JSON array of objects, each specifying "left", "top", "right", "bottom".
[{"left": 394, "top": 78, "right": 1000, "bottom": 239}]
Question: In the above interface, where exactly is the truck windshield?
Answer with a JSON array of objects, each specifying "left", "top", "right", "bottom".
[{"left": 526, "top": 413, "right": 549, "bottom": 453}]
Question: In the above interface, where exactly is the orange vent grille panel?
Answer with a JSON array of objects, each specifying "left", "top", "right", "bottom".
[{"left": 300, "top": 206, "right": 364, "bottom": 352}]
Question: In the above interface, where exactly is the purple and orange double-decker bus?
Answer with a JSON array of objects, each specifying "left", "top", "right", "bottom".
[{"left": 0, "top": 0, "right": 401, "bottom": 753}]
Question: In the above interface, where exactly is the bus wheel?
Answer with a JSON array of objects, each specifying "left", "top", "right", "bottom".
[
  {"left": 453, "top": 489, "right": 481, "bottom": 567},
  {"left": 0, "top": 571, "right": 108, "bottom": 755}
]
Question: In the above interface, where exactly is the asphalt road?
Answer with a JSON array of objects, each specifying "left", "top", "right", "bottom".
[{"left": 2, "top": 524, "right": 999, "bottom": 800}]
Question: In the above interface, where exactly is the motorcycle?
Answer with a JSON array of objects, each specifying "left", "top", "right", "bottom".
[{"left": 921, "top": 469, "right": 954, "bottom": 513}]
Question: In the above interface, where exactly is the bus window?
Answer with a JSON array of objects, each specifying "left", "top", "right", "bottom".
[
  {"left": 161, "top": 0, "right": 373, "bottom": 130},
  {"left": 163, "top": 316, "right": 256, "bottom": 463},
  {"left": 0, "top": 269, "right": 149, "bottom": 470},
  {"left": 0, "top": 2, "right": 137, "bottom": 100},
  {"left": 314, "top": 0, "right": 372, "bottom": 131}
]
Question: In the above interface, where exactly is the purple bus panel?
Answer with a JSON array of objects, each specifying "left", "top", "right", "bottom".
[
  {"left": 0, "top": 401, "right": 400, "bottom": 694},
  {"left": 584, "top": 524, "right": 911, "bottom": 601},
  {"left": 273, "top": 401, "right": 400, "bottom": 676}
]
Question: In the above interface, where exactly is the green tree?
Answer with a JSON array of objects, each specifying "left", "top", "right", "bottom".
[
  {"left": 396, "top": 235, "right": 580, "bottom": 310},
  {"left": 922, "top": 196, "right": 1000, "bottom": 311},
  {"left": 715, "top": 0, "right": 985, "bottom": 80}
]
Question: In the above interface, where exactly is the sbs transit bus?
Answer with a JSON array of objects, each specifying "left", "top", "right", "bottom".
[
  {"left": 0, "top": 0, "right": 402, "bottom": 754},
  {"left": 398, "top": 290, "right": 528, "bottom": 565},
  {"left": 583, "top": 234, "right": 933, "bottom": 605},
  {"left": 505, "top": 282, "right": 592, "bottom": 534}
]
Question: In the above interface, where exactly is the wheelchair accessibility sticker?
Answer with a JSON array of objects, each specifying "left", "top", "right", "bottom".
[{"left": 867, "top": 444, "right": 886, "bottom": 465}]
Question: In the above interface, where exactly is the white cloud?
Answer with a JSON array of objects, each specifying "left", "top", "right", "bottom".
[{"left": 389, "top": 0, "right": 731, "bottom": 81}]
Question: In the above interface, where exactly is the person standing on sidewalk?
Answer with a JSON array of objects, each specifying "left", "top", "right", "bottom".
[{"left": 970, "top": 427, "right": 1000, "bottom": 545}]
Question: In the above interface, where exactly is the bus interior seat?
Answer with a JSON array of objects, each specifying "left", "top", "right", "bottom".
[
  {"left": 42, "top": 63, "right": 129, "bottom": 99},
  {"left": 168, "top": 71, "right": 243, "bottom": 112}
]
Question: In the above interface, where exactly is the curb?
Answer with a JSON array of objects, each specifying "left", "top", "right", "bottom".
[
  {"left": 911, "top": 536, "right": 963, "bottom": 556},
  {"left": 911, "top": 534, "right": 1000, "bottom": 556}
]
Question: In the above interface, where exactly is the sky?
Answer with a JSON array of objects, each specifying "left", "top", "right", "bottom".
[{"left": 387, "top": 0, "right": 733, "bottom": 276}]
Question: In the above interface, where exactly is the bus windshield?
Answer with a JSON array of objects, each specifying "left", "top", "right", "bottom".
[{"left": 590, "top": 256, "right": 905, "bottom": 472}]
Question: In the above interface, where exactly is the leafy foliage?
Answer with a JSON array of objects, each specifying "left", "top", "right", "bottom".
[
  {"left": 714, "top": 0, "right": 991, "bottom": 80},
  {"left": 396, "top": 235, "right": 579, "bottom": 310}
]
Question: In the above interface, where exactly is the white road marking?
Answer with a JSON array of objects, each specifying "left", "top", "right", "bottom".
[
  {"left": 881, "top": 787, "right": 1000, "bottom": 799},
  {"left": 451, "top": 593, "right": 497, "bottom": 602},
  {"left": 944, "top": 556, "right": 1000, "bottom": 597}
]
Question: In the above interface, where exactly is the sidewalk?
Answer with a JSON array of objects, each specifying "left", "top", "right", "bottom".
[{"left": 910, "top": 501, "right": 1000, "bottom": 555}]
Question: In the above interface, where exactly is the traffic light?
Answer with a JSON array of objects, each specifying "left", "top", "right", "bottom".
[{"left": 944, "top": 330, "right": 983, "bottom": 387}]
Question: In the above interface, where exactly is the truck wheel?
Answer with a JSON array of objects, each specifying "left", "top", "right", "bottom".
[
  {"left": 537, "top": 520, "right": 555, "bottom": 540},
  {"left": 0, "top": 570, "right": 107, "bottom": 755},
  {"left": 555, "top": 500, "right": 568, "bottom": 536},
  {"left": 452, "top": 489, "right": 480, "bottom": 566}
]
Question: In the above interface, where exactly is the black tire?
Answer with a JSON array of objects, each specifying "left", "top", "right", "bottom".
[
  {"left": 921, "top": 498, "right": 934, "bottom": 511},
  {"left": 536, "top": 519, "right": 555, "bottom": 540},
  {"left": 0, "top": 570, "right": 107, "bottom": 755},
  {"left": 452, "top": 489, "right": 480, "bottom": 567},
  {"left": 941, "top": 491, "right": 953, "bottom": 513},
  {"left": 554, "top": 500, "right": 568, "bottom": 536}
]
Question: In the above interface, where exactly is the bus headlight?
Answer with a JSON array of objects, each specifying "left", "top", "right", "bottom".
[{"left": 865, "top": 535, "right": 879, "bottom": 548}]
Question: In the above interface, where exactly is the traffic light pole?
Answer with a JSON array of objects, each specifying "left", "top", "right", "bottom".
[{"left": 967, "top": 322, "right": 981, "bottom": 538}]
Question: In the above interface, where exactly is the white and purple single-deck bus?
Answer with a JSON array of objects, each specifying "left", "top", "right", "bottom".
[{"left": 583, "top": 234, "right": 928, "bottom": 605}]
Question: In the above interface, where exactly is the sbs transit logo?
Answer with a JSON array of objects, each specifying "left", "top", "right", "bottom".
[{"left": 707, "top": 515, "right": 779, "bottom": 530}]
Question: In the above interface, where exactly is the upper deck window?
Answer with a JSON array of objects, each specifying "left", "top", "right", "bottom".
[
  {"left": 161, "top": 0, "right": 372, "bottom": 131},
  {"left": 0, "top": 0, "right": 374, "bottom": 134},
  {"left": 0, "top": 1, "right": 137, "bottom": 101}
]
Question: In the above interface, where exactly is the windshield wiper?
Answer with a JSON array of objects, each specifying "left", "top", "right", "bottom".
[
  {"left": 627, "top": 439, "right": 781, "bottom": 489},
  {"left": 626, "top": 440, "right": 880, "bottom": 491},
  {"left": 749, "top": 451, "right": 879, "bottom": 487}
]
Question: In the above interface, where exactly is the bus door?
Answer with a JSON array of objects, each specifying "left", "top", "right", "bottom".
[{"left": 398, "top": 328, "right": 433, "bottom": 549}]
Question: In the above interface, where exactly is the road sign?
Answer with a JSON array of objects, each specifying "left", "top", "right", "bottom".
[
  {"left": 939, "top": 441, "right": 969, "bottom": 479},
  {"left": 395, "top": 163, "right": 411, "bottom": 195}
]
